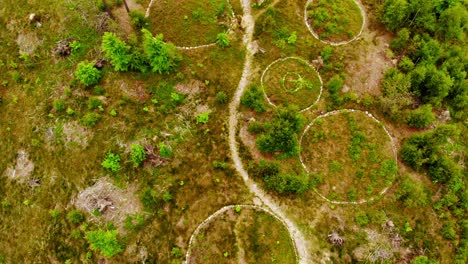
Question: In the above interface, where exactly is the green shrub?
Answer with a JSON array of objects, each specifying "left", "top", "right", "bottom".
[
  {"left": 247, "top": 121, "right": 264, "bottom": 134},
  {"left": 215, "top": 91, "right": 228, "bottom": 104},
  {"left": 75, "top": 61, "right": 102, "bottom": 86},
  {"left": 213, "top": 161, "right": 228, "bottom": 169},
  {"left": 101, "top": 152, "right": 121, "bottom": 172},
  {"left": 241, "top": 84, "right": 266, "bottom": 112},
  {"left": 196, "top": 112, "right": 210, "bottom": 124},
  {"left": 67, "top": 209, "right": 85, "bottom": 224},
  {"left": 264, "top": 172, "right": 309, "bottom": 194},
  {"left": 158, "top": 142, "right": 172, "bottom": 158},
  {"left": 327, "top": 75, "right": 344, "bottom": 94},
  {"left": 406, "top": 104, "right": 435, "bottom": 128},
  {"left": 85, "top": 229, "right": 123, "bottom": 258},
  {"left": 88, "top": 97, "right": 103, "bottom": 110},
  {"left": 321, "top": 46, "right": 333, "bottom": 62},
  {"left": 355, "top": 212, "right": 369, "bottom": 226},
  {"left": 141, "top": 29, "right": 181, "bottom": 74},
  {"left": 395, "top": 176, "right": 429, "bottom": 208},
  {"left": 53, "top": 99, "right": 66, "bottom": 112},
  {"left": 216, "top": 32, "right": 230, "bottom": 47},
  {"left": 130, "top": 144, "right": 146, "bottom": 167},
  {"left": 441, "top": 221, "right": 458, "bottom": 240},
  {"left": 80, "top": 112, "right": 101, "bottom": 127},
  {"left": 102, "top": 32, "right": 132, "bottom": 71},
  {"left": 129, "top": 11, "right": 148, "bottom": 29}
]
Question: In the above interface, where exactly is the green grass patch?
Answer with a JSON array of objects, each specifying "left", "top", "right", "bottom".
[{"left": 306, "top": 0, "right": 364, "bottom": 42}]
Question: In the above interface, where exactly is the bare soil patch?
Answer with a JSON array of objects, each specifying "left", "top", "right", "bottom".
[
  {"left": 74, "top": 177, "right": 142, "bottom": 230},
  {"left": 4, "top": 150, "right": 35, "bottom": 182},
  {"left": 345, "top": 32, "right": 393, "bottom": 95}
]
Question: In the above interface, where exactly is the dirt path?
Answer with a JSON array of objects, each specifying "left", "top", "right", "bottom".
[{"left": 228, "top": 0, "right": 311, "bottom": 263}]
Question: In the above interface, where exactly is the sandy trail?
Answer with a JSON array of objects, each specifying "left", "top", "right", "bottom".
[{"left": 227, "top": 0, "right": 311, "bottom": 263}]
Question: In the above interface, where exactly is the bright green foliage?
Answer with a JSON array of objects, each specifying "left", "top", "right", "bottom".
[
  {"left": 49, "top": 209, "right": 60, "bottom": 218},
  {"left": 196, "top": 112, "right": 210, "bottom": 124},
  {"left": 67, "top": 209, "right": 85, "bottom": 224},
  {"left": 141, "top": 29, "right": 180, "bottom": 74},
  {"left": 101, "top": 32, "right": 132, "bottom": 71},
  {"left": 80, "top": 112, "right": 101, "bottom": 127},
  {"left": 171, "top": 247, "right": 182, "bottom": 258},
  {"left": 406, "top": 104, "right": 435, "bottom": 128},
  {"left": 216, "top": 32, "right": 230, "bottom": 47},
  {"left": 130, "top": 144, "right": 146, "bottom": 167},
  {"left": 241, "top": 84, "right": 266, "bottom": 112},
  {"left": 438, "top": 4, "right": 467, "bottom": 41},
  {"left": 85, "top": 229, "right": 123, "bottom": 258},
  {"left": 256, "top": 106, "right": 304, "bottom": 157},
  {"left": 411, "top": 256, "right": 439, "bottom": 264},
  {"left": 75, "top": 61, "right": 102, "bottom": 86},
  {"left": 101, "top": 152, "right": 121, "bottom": 172},
  {"left": 390, "top": 28, "right": 410, "bottom": 51}
]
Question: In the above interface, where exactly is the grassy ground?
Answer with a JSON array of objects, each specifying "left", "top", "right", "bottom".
[
  {"left": 148, "top": 0, "right": 233, "bottom": 47},
  {"left": 301, "top": 110, "right": 396, "bottom": 201},
  {"left": 306, "top": 0, "right": 364, "bottom": 42},
  {"left": 189, "top": 207, "right": 296, "bottom": 263},
  {"left": 262, "top": 57, "right": 321, "bottom": 110},
  {"left": 0, "top": 0, "right": 462, "bottom": 263}
]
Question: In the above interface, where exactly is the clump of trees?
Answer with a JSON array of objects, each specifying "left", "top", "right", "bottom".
[
  {"left": 379, "top": 0, "right": 467, "bottom": 121},
  {"left": 241, "top": 84, "right": 266, "bottom": 112},
  {"left": 400, "top": 124, "right": 467, "bottom": 262},
  {"left": 250, "top": 160, "right": 309, "bottom": 194},
  {"left": 255, "top": 105, "right": 304, "bottom": 157}
]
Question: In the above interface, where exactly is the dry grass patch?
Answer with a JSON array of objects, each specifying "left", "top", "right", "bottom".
[
  {"left": 300, "top": 110, "right": 396, "bottom": 202},
  {"left": 4, "top": 150, "right": 35, "bottom": 182}
]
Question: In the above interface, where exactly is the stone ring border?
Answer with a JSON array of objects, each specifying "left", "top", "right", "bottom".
[
  {"left": 298, "top": 109, "right": 398, "bottom": 205},
  {"left": 260, "top": 57, "right": 323, "bottom": 113},
  {"left": 145, "top": 0, "right": 236, "bottom": 50},
  {"left": 184, "top": 204, "right": 299, "bottom": 264},
  {"left": 304, "top": 0, "right": 367, "bottom": 46}
]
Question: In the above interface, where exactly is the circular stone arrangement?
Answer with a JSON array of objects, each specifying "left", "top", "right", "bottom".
[
  {"left": 148, "top": 0, "right": 234, "bottom": 48},
  {"left": 299, "top": 110, "right": 397, "bottom": 204},
  {"left": 304, "top": 0, "right": 366, "bottom": 45},
  {"left": 261, "top": 57, "right": 323, "bottom": 112},
  {"left": 185, "top": 205, "right": 297, "bottom": 264}
]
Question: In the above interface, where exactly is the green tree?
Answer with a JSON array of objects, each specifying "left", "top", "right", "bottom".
[
  {"left": 75, "top": 61, "right": 102, "bottom": 86},
  {"left": 241, "top": 84, "right": 266, "bottom": 112},
  {"left": 141, "top": 29, "right": 180, "bottom": 74},
  {"left": 390, "top": 28, "right": 410, "bottom": 52},
  {"left": 256, "top": 106, "right": 304, "bottom": 157},
  {"left": 130, "top": 144, "right": 146, "bottom": 167},
  {"left": 406, "top": 104, "right": 435, "bottom": 128},
  {"left": 382, "top": 0, "right": 409, "bottom": 32},
  {"left": 101, "top": 32, "right": 132, "bottom": 71},
  {"left": 85, "top": 229, "right": 123, "bottom": 258},
  {"left": 67, "top": 209, "right": 85, "bottom": 224},
  {"left": 438, "top": 4, "right": 467, "bottom": 41}
]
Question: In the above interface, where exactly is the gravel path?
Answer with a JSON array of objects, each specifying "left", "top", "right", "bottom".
[{"left": 227, "top": 0, "right": 311, "bottom": 263}]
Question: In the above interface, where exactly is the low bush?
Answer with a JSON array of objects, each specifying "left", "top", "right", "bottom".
[
  {"left": 241, "top": 84, "right": 266, "bottom": 112},
  {"left": 130, "top": 144, "right": 146, "bottom": 167},
  {"left": 75, "top": 61, "right": 102, "bottom": 86},
  {"left": 101, "top": 151, "right": 121, "bottom": 172},
  {"left": 85, "top": 229, "right": 123, "bottom": 258},
  {"left": 80, "top": 112, "right": 101, "bottom": 127}
]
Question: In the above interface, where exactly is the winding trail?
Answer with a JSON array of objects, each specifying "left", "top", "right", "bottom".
[{"left": 227, "top": 0, "right": 310, "bottom": 263}]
